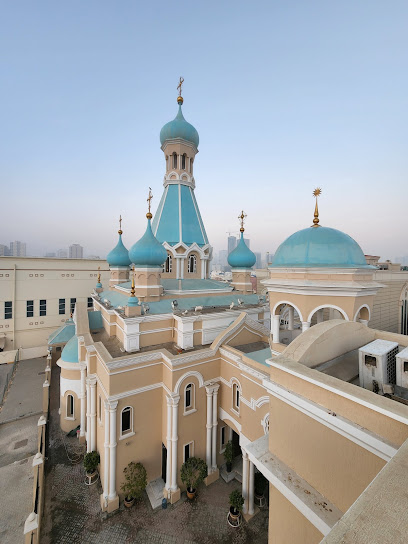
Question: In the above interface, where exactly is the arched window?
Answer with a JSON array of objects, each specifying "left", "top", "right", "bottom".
[
  {"left": 181, "top": 153, "right": 186, "bottom": 170},
  {"left": 121, "top": 406, "right": 133, "bottom": 436},
  {"left": 184, "top": 383, "right": 195, "bottom": 413},
  {"left": 188, "top": 254, "right": 197, "bottom": 273},
  {"left": 232, "top": 382, "right": 240, "bottom": 413},
  {"left": 163, "top": 254, "right": 172, "bottom": 273},
  {"left": 172, "top": 152, "right": 177, "bottom": 169},
  {"left": 66, "top": 394, "right": 74, "bottom": 419},
  {"left": 262, "top": 413, "right": 270, "bottom": 435}
]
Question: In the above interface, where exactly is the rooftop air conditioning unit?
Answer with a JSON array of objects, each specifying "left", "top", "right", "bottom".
[
  {"left": 358, "top": 339, "right": 399, "bottom": 393},
  {"left": 396, "top": 346, "right": 408, "bottom": 389}
]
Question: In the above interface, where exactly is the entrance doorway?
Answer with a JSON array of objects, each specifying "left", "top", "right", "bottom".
[{"left": 161, "top": 443, "right": 167, "bottom": 482}]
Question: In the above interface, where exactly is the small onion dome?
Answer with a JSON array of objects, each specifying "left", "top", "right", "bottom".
[
  {"left": 129, "top": 218, "right": 168, "bottom": 268},
  {"left": 271, "top": 226, "right": 372, "bottom": 268},
  {"left": 160, "top": 103, "right": 199, "bottom": 148},
  {"left": 96, "top": 280, "right": 102, "bottom": 288},
  {"left": 228, "top": 232, "right": 256, "bottom": 269},
  {"left": 106, "top": 233, "right": 131, "bottom": 268},
  {"left": 61, "top": 335, "right": 79, "bottom": 363},
  {"left": 127, "top": 295, "right": 139, "bottom": 307}
]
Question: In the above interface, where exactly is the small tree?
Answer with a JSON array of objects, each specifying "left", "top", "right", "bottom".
[
  {"left": 180, "top": 457, "right": 208, "bottom": 492},
  {"left": 229, "top": 489, "right": 244, "bottom": 514},
  {"left": 223, "top": 440, "right": 234, "bottom": 470},
  {"left": 121, "top": 461, "right": 147, "bottom": 500},
  {"left": 83, "top": 451, "right": 100, "bottom": 474}
]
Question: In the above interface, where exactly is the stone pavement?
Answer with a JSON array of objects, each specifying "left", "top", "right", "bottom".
[{"left": 42, "top": 366, "right": 269, "bottom": 544}]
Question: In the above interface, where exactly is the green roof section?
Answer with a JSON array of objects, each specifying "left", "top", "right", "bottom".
[
  {"left": 245, "top": 347, "right": 272, "bottom": 367},
  {"left": 88, "top": 311, "right": 103, "bottom": 331},
  {"left": 48, "top": 320, "right": 75, "bottom": 345}
]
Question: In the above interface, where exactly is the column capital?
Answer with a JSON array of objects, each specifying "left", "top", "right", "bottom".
[
  {"left": 170, "top": 394, "right": 180, "bottom": 406},
  {"left": 108, "top": 400, "right": 118, "bottom": 411},
  {"left": 242, "top": 449, "right": 248, "bottom": 460}
]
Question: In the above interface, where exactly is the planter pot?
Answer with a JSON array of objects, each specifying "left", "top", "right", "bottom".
[
  {"left": 227, "top": 506, "right": 242, "bottom": 527},
  {"left": 226, "top": 462, "right": 232, "bottom": 473},
  {"left": 85, "top": 469, "right": 99, "bottom": 485},
  {"left": 124, "top": 496, "right": 135, "bottom": 508},
  {"left": 186, "top": 487, "right": 196, "bottom": 500}
]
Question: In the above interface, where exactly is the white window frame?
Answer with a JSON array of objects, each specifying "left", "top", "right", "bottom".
[
  {"left": 262, "top": 413, "right": 270, "bottom": 435},
  {"left": 188, "top": 254, "right": 197, "bottom": 273},
  {"left": 120, "top": 406, "right": 134, "bottom": 439},
  {"left": 66, "top": 394, "right": 75, "bottom": 420},
  {"left": 59, "top": 298, "right": 66, "bottom": 315},
  {"left": 26, "top": 300, "right": 34, "bottom": 318},
  {"left": 184, "top": 382, "right": 196, "bottom": 415},
  {"left": 231, "top": 380, "right": 241, "bottom": 415},
  {"left": 163, "top": 254, "right": 172, "bottom": 273},
  {"left": 39, "top": 299, "right": 47, "bottom": 317},
  {"left": 183, "top": 440, "right": 194, "bottom": 463}
]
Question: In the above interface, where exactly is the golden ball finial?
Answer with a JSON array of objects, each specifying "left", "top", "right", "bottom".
[
  {"left": 177, "top": 96, "right": 184, "bottom": 105},
  {"left": 240, "top": 227, "right": 245, "bottom": 233},
  {"left": 146, "top": 212, "right": 153, "bottom": 220}
]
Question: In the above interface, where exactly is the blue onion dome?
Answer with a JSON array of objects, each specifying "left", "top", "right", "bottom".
[
  {"left": 228, "top": 231, "right": 256, "bottom": 268},
  {"left": 107, "top": 230, "right": 131, "bottom": 268},
  {"left": 271, "top": 226, "right": 372, "bottom": 268},
  {"left": 61, "top": 335, "right": 79, "bottom": 363},
  {"left": 129, "top": 215, "right": 168, "bottom": 268},
  {"left": 160, "top": 97, "right": 199, "bottom": 148}
]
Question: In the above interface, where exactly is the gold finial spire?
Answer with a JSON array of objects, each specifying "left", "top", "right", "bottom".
[
  {"left": 312, "top": 188, "right": 322, "bottom": 227},
  {"left": 97, "top": 266, "right": 101, "bottom": 283},
  {"left": 130, "top": 265, "right": 135, "bottom": 297},
  {"left": 118, "top": 215, "right": 123, "bottom": 235},
  {"left": 177, "top": 77, "right": 184, "bottom": 105},
  {"left": 238, "top": 210, "right": 247, "bottom": 233},
  {"left": 146, "top": 188, "right": 153, "bottom": 220}
]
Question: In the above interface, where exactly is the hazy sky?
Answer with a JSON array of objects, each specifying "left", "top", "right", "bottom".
[{"left": 1, "top": 1, "right": 407, "bottom": 260}]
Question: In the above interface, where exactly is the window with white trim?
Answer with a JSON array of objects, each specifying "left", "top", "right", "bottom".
[
  {"left": 26, "top": 300, "right": 34, "bottom": 318},
  {"left": 66, "top": 394, "right": 74, "bottom": 419},
  {"left": 5, "top": 301, "right": 12, "bottom": 319},
  {"left": 181, "top": 153, "right": 186, "bottom": 170},
  {"left": 188, "top": 254, "right": 197, "bottom": 273},
  {"left": 172, "top": 152, "right": 177, "bottom": 169},
  {"left": 163, "top": 254, "right": 172, "bottom": 273},
  {"left": 121, "top": 406, "right": 133, "bottom": 436},
  {"left": 183, "top": 441, "right": 194, "bottom": 462},
  {"left": 59, "top": 298, "right": 66, "bottom": 315},
  {"left": 39, "top": 299, "right": 47, "bottom": 316},
  {"left": 232, "top": 382, "right": 240, "bottom": 413},
  {"left": 184, "top": 383, "right": 195, "bottom": 413}
]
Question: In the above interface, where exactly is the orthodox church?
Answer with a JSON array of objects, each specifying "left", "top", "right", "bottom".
[{"left": 50, "top": 85, "right": 408, "bottom": 544}]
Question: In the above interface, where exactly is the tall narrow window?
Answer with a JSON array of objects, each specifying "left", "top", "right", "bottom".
[
  {"left": 172, "top": 152, "right": 177, "bottom": 169},
  {"left": 87, "top": 297, "right": 93, "bottom": 309},
  {"left": 121, "top": 406, "right": 132, "bottom": 435},
  {"left": 4, "top": 301, "right": 12, "bottom": 319},
  {"left": 70, "top": 298, "right": 76, "bottom": 314},
  {"left": 26, "top": 300, "right": 34, "bottom": 318},
  {"left": 184, "top": 383, "right": 195, "bottom": 412},
  {"left": 39, "top": 300, "right": 47, "bottom": 316},
  {"left": 67, "top": 394, "right": 74, "bottom": 418},
  {"left": 59, "top": 298, "right": 66, "bottom": 315},
  {"left": 163, "top": 255, "right": 172, "bottom": 273},
  {"left": 184, "top": 441, "right": 194, "bottom": 462},
  {"left": 232, "top": 382, "right": 240, "bottom": 412},
  {"left": 188, "top": 255, "right": 197, "bottom": 273},
  {"left": 181, "top": 153, "right": 186, "bottom": 170}
]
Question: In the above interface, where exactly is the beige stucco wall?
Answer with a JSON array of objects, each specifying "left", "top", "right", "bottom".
[{"left": 370, "top": 271, "right": 408, "bottom": 332}]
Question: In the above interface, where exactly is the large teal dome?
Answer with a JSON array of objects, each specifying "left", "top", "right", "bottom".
[
  {"left": 61, "top": 335, "right": 79, "bottom": 363},
  {"left": 271, "top": 226, "right": 371, "bottom": 268},
  {"left": 129, "top": 218, "right": 168, "bottom": 268},
  {"left": 160, "top": 104, "right": 199, "bottom": 148},
  {"left": 228, "top": 232, "right": 256, "bottom": 268},
  {"left": 106, "top": 233, "right": 131, "bottom": 267}
]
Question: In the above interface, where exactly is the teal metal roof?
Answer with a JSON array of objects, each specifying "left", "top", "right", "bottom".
[
  {"left": 115, "top": 279, "right": 231, "bottom": 292},
  {"left": 48, "top": 320, "right": 75, "bottom": 345},
  {"left": 160, "top": 104, "right": 199, "bottom": 148},
  {"left": 106, "top": 233, "right": 131, "bottom": 267},
  {"left": 152, "top": 184, "right": 209, "bottom": 246},
  {"left": 245, "top": 347, "right": 271, "bottom": 367},
  {"left": 61, "top": 335, "right": 79, "bottom": 363},
  {"left": 272, "top": 226, "right": 372, "bottom": 268},
  {"left": 88, "top": 311, "right": 103, "bottom": 331},
  {"left": 228, "top": 232, "right": 256, "bottom": 269},
  {"left": 129, "top": 218, "right": 168, "bottom": 267}
]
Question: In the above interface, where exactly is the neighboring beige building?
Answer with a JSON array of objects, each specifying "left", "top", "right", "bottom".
[{"left": 0, "top": 257, "right": 109, "bottom": 361}]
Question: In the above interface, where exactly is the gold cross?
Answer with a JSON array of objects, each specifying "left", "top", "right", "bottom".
[
  {"left": 238, "top": 210, "right": 247, "bottom": 231},
  {"left": 177, "top": 77, "right": 184, "bottom": 97},
  {"left": 119, "top": 215, "right": 122, "bottom": 230},
  {"left": 147, "top": 188, "right": 153, "bottom": 214}
]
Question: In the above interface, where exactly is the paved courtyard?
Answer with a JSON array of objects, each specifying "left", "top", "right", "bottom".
[{"left": 42, "top": 367, "right": 269, "bottom": 544}]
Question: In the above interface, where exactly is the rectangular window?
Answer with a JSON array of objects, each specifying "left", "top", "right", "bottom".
[
  {"left": 70, "top": 298, "right": 76, "bottom": 314},
  {"left": 4, "top": 301, "right": 12, "bottom": 319},
  {"left": 121, "top": 407, "right": 132, "bottom": 434},
  {"left": 87, "top": 297, "right": 93, "bottom": 309},
  {"left": 184, "top": 441, "right": 194, "bottom": 462},
  {"left": 26, "top": 300, "right": 34, "bottom": 318},
  {"left": 59, "top": 298, "right": 65, "bottom": 315},
  {"left": 67, "top": 395, "right": 74, "bottom": 418},
  {"left": 39, "top": 300, "right": 47, "bottom": 316}
]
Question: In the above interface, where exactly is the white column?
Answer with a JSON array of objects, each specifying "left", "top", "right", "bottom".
[
  {"left": 288, "top": 306, "right": 294, "bottom": 331},
  {"left": 86, "top": 379, "right": 91, "bottom": 452},
  {"left": 248, "top": 460, "right": 255, "bottom": 515},
  {"left": 200, "top": 259, "right": 205, "bottom": 279},
  {"left": 108, "top": 401, "right": 118, "bottom": 500},
  {"left": 302, "top": 321, "right": 311, "bottom": 332},
  {"left": 205, "top": 387, "right": 213, "bottom": 474},
  {"left": 176, "top": 258, "right": 180, "bottom": 280},
  {"left": 242, "top": 450, "right": 249, "bottom": 514},
  {"left": 79, "top": 366, "right": 86, "bottom": 437},
  {"left": 90, "top": 378, "right": 96, "bottom": 452},
  {"left": 272, "top": 314, "right": 280, "bottom": 343},
  {"left": 180, "top": 258, "right": 184, "bottom": 279},
  {"left": 211, "top": 385, "right": 219, "bottom": 471},
  {"left": 188, "top": 156, "right": 191, "bottom": 172},
  {"left": 103, "top": 401, "right": 109, "bottom": 498},
  {"left": 165, "top": 396, "right": 172, "bottom": 491},
  {"left": 178, "top": 154, "right": 181, "bottom": 170},
  {"left": 170, "top": 395, "right": 180, "bottom": 491},
  {"left": 316, "top": 309, "right": 324, "bottom": 324}
]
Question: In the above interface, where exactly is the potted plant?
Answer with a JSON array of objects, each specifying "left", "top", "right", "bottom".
[
  {"left": 227, "top": 488, "right": 244, "bottom": 527},
  {"left": 254, "top": 471, "right": 267, "bottom": 507},
  {"left": 224, "top": 440, "right": 234, "bottom": 473},
  {"left": 180, "top": 456, "right": 208, "bottom": 500},
  {"left": 120, "top": 461, "right": 147, "bottom": 508},
  {"left": 84, "top": 451, "right": 100, "bottom": 485}
]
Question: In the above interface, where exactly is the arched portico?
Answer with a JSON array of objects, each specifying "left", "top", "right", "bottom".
[
  {"left": 307, "top": 304, "right": 349, "bottom": 328},
  {"left": 271, "top": 301, "right": 303, "bottom": 344},
  {"left": 354, "top": 304, "right": 371, "bottom": 325}
]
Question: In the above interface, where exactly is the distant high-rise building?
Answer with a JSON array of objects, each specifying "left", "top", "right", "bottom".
[
  {"left": 10, "top": 241, "right": 26, "bottom": 257},
  {"left": 69, "top": 244, "right": 84, "bottom": 259},
  {"left": 57, "top": 249, "right": 68, "bottom": 259},
  {"left": 254, "top": 252, "right": 262, "bottom": 269},
  {"left": 227, "top": 236, "right": 237, "bottom": 255},
  {"left": 0, "top": 244, "right": 10, "bottom": 256}
]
